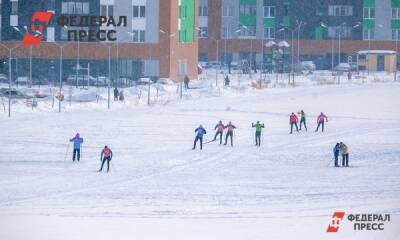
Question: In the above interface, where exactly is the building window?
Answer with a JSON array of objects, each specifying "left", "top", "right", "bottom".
[
  {"left": 327, "top": 26, "right": 352, "bottom": 39},
  {"left": 328, "top": 5, "right": 353, "bottom": 16},
  {"left": 133, "top": 5, "right": 145, "bottom": 18},
  {"left": 263, "top": 6, "right": 275, "bottom": 18},
  {"left": 199, "top": 27, "right": 208, "bottom": 38},
  {"left": 62, "top": 2, "right": 89, "bottom": 14},
  {"left": 363, "top": 7, "right": 375, "bottom": 19},
  {"left": 132, "top": 30, "right": 145, "bottom": 42},
  {"left": 239, "top": 5, "right": 256, "bottom": 16},
  {"left": 363, "top": 29, "right": 374, "bottom": 40},
  {"left": 222, "top": 5, "right": 233, "bottom": 17},
  {"left": 180, "top": 5, "right": 187, "bottom": 18},
  {"left": 101, "top": 5, "right": 114, "bottom": 16},
  {"left": 392, "top": 29, "right": 400, "bottom": 40},
  {"left": 11, "top": 1, "right": 18, "bottom": 14},
  {"left": 179, "top": 30, "right": 187, "bottom": 42},
  {"left": 199, "top": 6, "right": 208, "bottom": 17},
  {"left": 392, "top": 8, "right": 400, "bottom": 19},
  {"left": 238, "top": 25, "right": 256, "bottom": 37},
  {"left": 264, "top": 28, "right": 274, "bottom": 39},
  {"left": 61, "top": 27, "right": 88, "bottom": 40},
  {"left": 222, "top": 26, "right": 230, "bottom": 38}
]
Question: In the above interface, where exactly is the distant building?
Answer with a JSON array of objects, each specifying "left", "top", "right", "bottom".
[
  {"left": 200, "top": 0, "right": 399, "bottom": 71},
  {"left": 0, "top": 0, "right": 199, "bottom": 83}
]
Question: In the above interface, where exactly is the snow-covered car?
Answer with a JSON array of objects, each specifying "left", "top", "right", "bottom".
[
  {"left": 92, "top": 76, "right": 110, "bottom": 87},
  {"left": 135, "top": 78, "right": 153, "bottom": 85},
  {"left": 0, "top": 74, "right": 8, "bottom": 83},
  {"left": 295, "top": 61, "right": 316, "bottom": 73},
  {"left": 15, "top": 76, "right": 29, "bottom": 85},
  {"left": 334, "top": 63, "right": 357, "bottom": 72},
  {"left": 0, "top": 88, "right": 29, "bottom": 99},
  {"left": 67, "top": 75, "right": 96, "bottom": 86},
  {"left": 156, "top": 78, "right": 174, "bottom": 85},
  {"left": 205, "top": 61, "right": 221, "bottom": 69}
]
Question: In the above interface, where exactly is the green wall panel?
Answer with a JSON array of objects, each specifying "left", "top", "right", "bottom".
[
  {"left": 240, "top": 15, "right": 256, "bottom": 26},
  {"left": 240, "top": 0, "right": 257, "bottom": 5},
  {"left": 315, "top": 26, "right": 323, "bottom": 40},
  {"left": 179, "top": 0, "right": 195, "bottom": 43},
  {"left": 282, "top": 16, "right": 290, "bottom": 27},
  {"left": 392, "top": 0, "right": 400, "bottom": 7},
  {"left": 263, "top": 18, "right": 276, "bottom": 28},
  {"left": 363, "top": 19, "right": 375, "bottom": 29},
  {"left": 363, "top": 0, "right": 375, "bottom": 7},
  {"left": 392, "top": 19, "right": 400, "bottom": 29}
]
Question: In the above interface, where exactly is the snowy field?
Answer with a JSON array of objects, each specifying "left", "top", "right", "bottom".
[{"left": 0, "top": 77, "right": 400, "bottom": 239}]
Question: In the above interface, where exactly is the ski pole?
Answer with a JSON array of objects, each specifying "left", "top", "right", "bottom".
[{"left": 64, "top": 143, "right": 70, "bottom": 161}]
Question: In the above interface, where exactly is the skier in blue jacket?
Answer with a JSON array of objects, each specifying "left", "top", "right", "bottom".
[
  {"left": 192, "top": 125, "right": 207, "bottom": 150},
  {"left": 69, "top": 133, "right": 83, "bottom": 162},
  {"left": 333, "top": 142, "right": 340, "bottom": 167}
]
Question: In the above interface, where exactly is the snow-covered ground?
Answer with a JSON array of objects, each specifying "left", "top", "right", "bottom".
[{"left": 0, "top": 74, "right": 399, "bottom": 239}]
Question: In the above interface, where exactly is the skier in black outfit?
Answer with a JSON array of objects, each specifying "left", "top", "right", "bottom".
[
  {"left": 113, "top": 87, "right": 119, "bottom": 101},
  {"left": 99, "top": 146, "right": 113, "bottom": 172},
  {"left": 298, "top": 110, "right": 307, "bottom": 131},
  {"left": 333, "top": 143, "right": 340, "bottom": 167}
]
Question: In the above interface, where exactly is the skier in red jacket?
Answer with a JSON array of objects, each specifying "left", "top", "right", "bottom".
[
  {"left": 315, "top": 112, "right": 329, "bottom": 132},
  {"left": 224, "top": 121, "right": 236, "bottom": 146},
  {"left": 289, "top": 112, "right": 299, "bottom": 134}
]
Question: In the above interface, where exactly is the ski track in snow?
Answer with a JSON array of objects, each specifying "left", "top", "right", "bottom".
[{"left": 0, "top": 82, "right": 400, "bottom": 239}]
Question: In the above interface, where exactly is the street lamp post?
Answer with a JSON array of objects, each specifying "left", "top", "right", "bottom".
[{"left": 0, "top": 42, "right": 20, "bottom": 117}]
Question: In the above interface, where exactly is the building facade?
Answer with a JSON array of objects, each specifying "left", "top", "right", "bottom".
[
  {"left": 199, "top": 0, "right": 400, "bottom": 71},
  {"left": 0, "top": 0, "right": 199, "bottom": 83}
]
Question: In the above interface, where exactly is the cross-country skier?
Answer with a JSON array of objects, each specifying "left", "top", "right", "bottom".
[
  {"left": 224, "top": 121, "right": 236, "bottom": 146},
  {"left": 99, "top": 145, "right": 113, "bottom": 172},
  {"left": 252, "top": 121, "right": 264, "bottom": 146},
  {"left": 69, "top": 133, "right": 83, "bottom": 162},
  {"left": 297, "top": 110, "right": 307, "bottom": 131},
  {"left": 315, "top": 112, "right": 329, "bottom": 132},
  {"left": 213, "top": 120, "right": 225, "bottom": 144},
  {"left": 340, "top": 142, "right": 349, "bottom": 167},
  {"left": 289, "top": 112, "right": 299, "bottom": 134},
  {"left": 333, "top": 143, "right": 340, "bottom": 167},
  {"left": 193, "top": 125, "right": 207, "bottom": 150}
]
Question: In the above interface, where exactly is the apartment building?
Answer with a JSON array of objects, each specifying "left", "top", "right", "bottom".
[
  {"left": 200, "top": 0, "right": 399, "bottom": 70},
  {"left": 0, "top": 0, "right": 198, "bottom": 82}
]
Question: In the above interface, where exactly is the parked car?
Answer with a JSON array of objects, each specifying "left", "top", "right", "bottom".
[
  {"left": 295, "top": 61, "right": 316, "bottom": 73},
  {"left": 136, "top": 77, "right": 153, "bottom": 85},
  {"left": 205, "top": 61, "right": 221, "bottom": 69},
  {"left": 0, "top": 74, "right": 8, "bottom": 83},
  {"left": 156, "top": 78, "right": 174, "bottom": 85},
  {"left": 15, "top": 76, "right": 29, "bottom": 85},
  {"left": 334, "top": 62, "right": 357, "bottom": 72},
  {"left": 0, "top": 88, "right": 29, "bottom": 99},
  {"left": 67, "top": 75, "right": 96, "bottom": 86},
  {"left": 92, "top": 76, "right": 109, "bottom": 87}
]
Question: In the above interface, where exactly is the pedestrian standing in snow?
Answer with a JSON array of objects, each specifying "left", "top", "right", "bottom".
[
  {"left": 347, "top": 71, "right": 352, "bottom": 82},
  {"left": 252, "top": 121, "right": 264, "bottom": 146},
  {"left": 113, "top": 87, "right": 119, "bottom": 101},
  {"left": 289, "top": 112, "right": 299, "bottom": 134},
  {"left": 224, "top": 75, "right": 230, "bottom": 86},
  {"left": 224, "top": 121, "right": 236, "bottom": 146},
  {"left": 297, "top": 110, "right": 307, "bottom": 131},
  {"left": 193, "top": 125, "right": 207, "bottom": 150},
  {"left": 315, "top": 112, "right": 329, "bottom": 132},
  {"left": 340, "top": 142, "right": 349, "bottom": 167},
  {"left": 69, "top": 133, "right": 83, "bottom": 162},
  {"left": 213, "top": 120, "right": 225, "bottom": 144},
  {"left": 119, "top": 90, "right": 125, "bottom": 101},
  {"left": 99, "top": 146, "right": 113, "bottom": 172},
  {"left": 184, "top": 75, "right": 190, "bottom": 89},
  {"left": 333, "top": 142, "right": 341, "bottom": 167}
]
